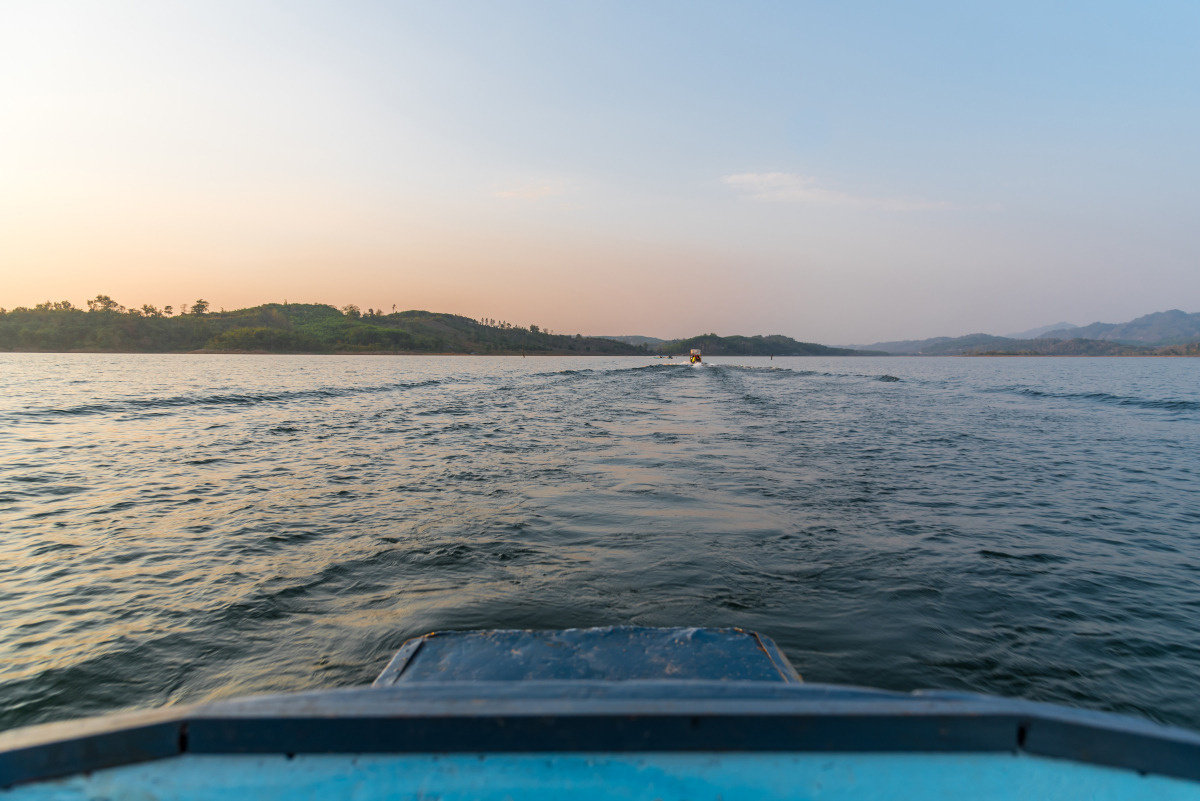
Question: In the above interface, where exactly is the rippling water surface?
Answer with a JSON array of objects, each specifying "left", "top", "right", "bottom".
[{"left": 2, "top": 354, "right": 1199, "bottom": 732}]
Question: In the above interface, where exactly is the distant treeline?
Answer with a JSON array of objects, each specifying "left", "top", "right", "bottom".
[
  {"left": 0, "top": 297, "right": 643, "bottom": 355},
  {"left": 7, "top": 298, "right": 1195, "bottom": 357},
  {"left": 0, "top": 297, "right": 893, "bottom": 356},
  {"left": 659, "top": 333, "right": 877, "bottom": 356}
]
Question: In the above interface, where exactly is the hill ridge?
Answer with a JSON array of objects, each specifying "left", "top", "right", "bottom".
[
  {"left": 859, "top": 309, "right": 1200, "bottom": 355},
  {"left": 0, "top": 299, "right": 878, "bottom": 355}
]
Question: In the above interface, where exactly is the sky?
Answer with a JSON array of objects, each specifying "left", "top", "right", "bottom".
[{"left": 2, "top": 1, "right": 1198, "bottom": 344}]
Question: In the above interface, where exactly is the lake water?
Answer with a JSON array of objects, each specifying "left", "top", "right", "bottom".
[{"left": 1, "top": 354, "right": 1198, "bottom": 732}]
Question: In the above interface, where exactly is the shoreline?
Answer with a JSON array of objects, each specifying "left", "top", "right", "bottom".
[{"left": 2, "top": 349, "right": 1198, "bottom": 358}]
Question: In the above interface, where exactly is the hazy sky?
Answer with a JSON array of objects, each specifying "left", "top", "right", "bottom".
[{"left": 3, "top": 1, "right": 1197, "bottom": 343}]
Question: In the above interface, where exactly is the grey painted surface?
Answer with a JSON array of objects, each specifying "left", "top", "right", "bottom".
[{"left": 4, "top": 628, "right": 1200, "bottom": 790}]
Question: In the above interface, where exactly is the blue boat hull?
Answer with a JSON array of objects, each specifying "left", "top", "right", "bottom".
[
  {"left": 3, "top": 628, "right": 1200, "bottom": 797},
  {"left": 11, "top": 752, "right": 1200, "bottom": 801}
]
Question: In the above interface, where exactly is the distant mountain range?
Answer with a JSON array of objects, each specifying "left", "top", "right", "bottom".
[
  {"left": 1003, "top": 322, "right": 1079, "bottom": 339},
  {"left": 7, "top": 298, "right": 1196, "bottom": 357},
  {"left": 856, "top": 310, "right": 1200, "bottom": 356},
  {"left": 1037, "top": 310, "right": 1200, "bottom": 344}
]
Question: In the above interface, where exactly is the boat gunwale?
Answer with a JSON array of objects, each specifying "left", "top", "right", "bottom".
[{"left": 5, "top": 680, "right": 1200, "bottom": 789}]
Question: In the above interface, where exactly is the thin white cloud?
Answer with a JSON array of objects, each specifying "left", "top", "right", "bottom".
[{"left": 723, "top": 172, "right": 947, "bottom": 211}]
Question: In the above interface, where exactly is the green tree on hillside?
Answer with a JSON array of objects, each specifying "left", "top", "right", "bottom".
[{"left": 87, "top": 295, "right": 121, "bottom": 312}]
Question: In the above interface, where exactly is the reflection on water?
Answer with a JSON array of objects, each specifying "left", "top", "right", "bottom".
[{"left": 1, "top": 354, "right": 1198, "bottom": 731}]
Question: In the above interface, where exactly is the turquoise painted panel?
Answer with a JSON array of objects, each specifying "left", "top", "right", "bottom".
[{"left": 7, "top": 752, "right": 1200, "bottom": 801}]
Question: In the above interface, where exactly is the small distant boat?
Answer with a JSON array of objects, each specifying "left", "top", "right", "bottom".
[
  {"left": 4, "top": 627, "right": 1200, "bottom": 797},
  {"left": 689, "top": 348, "right": 702, "bottom": 365}
]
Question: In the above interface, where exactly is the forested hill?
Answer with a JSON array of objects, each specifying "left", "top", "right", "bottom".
[
  {"left": 0, "top": 298, "right": 642, "bottom": 355},
  {"left": 658, "top": 333, "right": 879, "bottom": 356}
]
